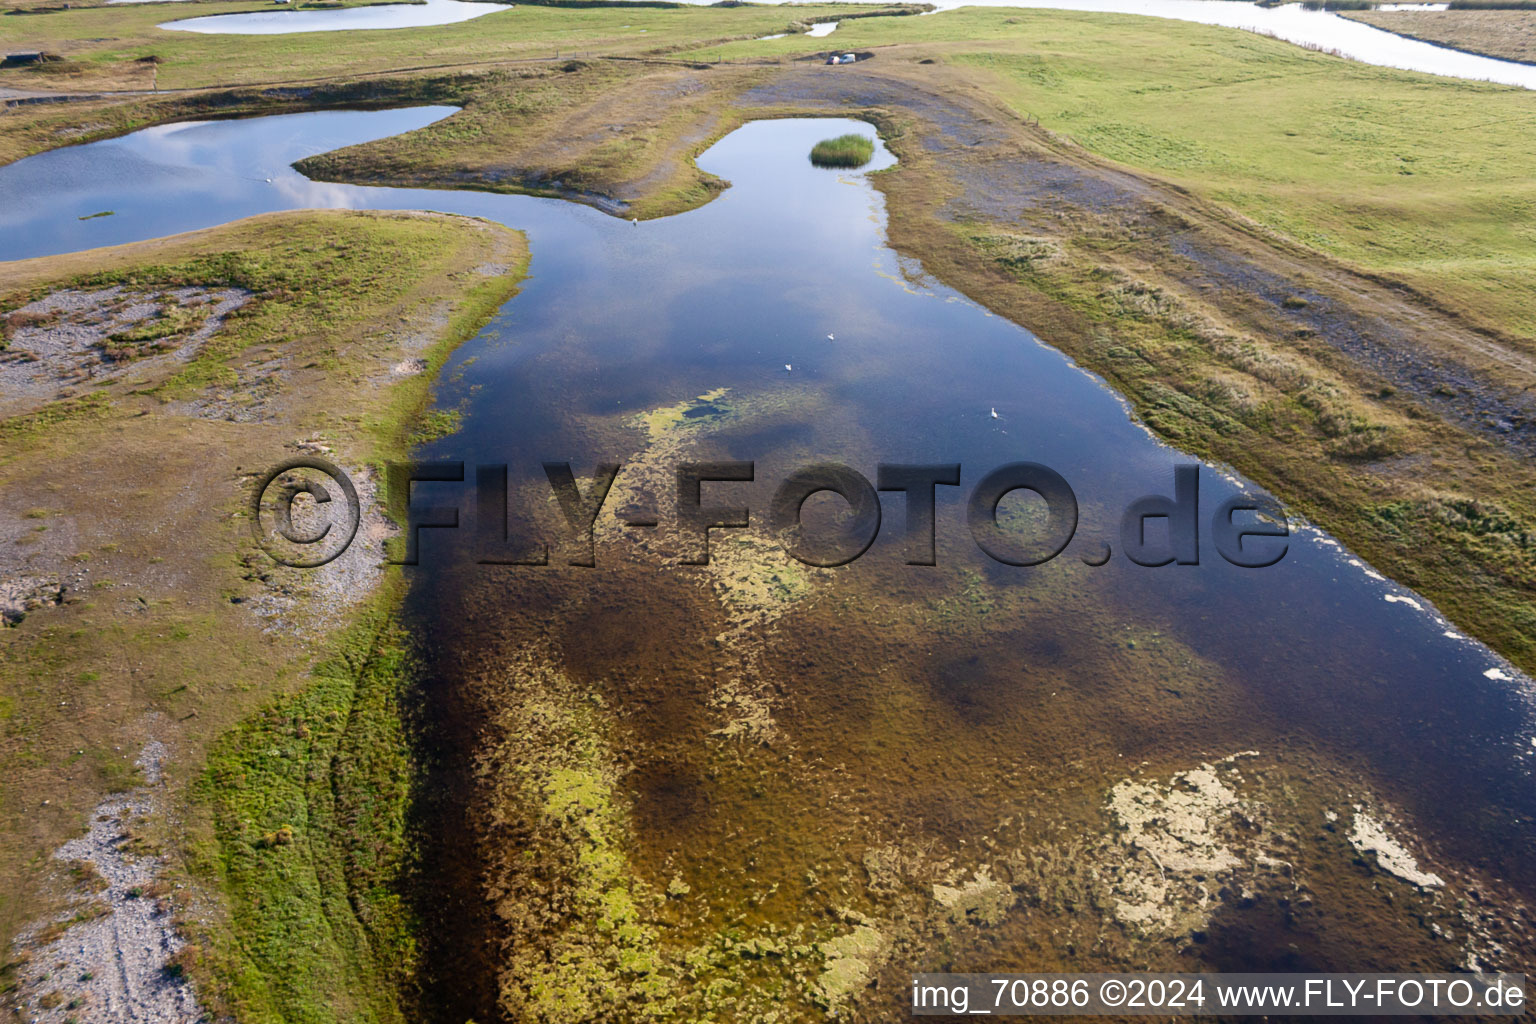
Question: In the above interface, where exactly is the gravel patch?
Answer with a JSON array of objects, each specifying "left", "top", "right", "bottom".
[
  {"left": 0, "top": 574, "right": 63, "bottom": 626},
  {"left": 0, "top": 286, "right": 249, "bottom": 418},
  {"left": 245, "top": 444, "right": 395, "bottom": 637},
  {"left": 9, "top": 742, "right": 202, "bottom": 1024}
]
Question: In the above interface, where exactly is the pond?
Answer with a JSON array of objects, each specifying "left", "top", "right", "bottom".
[
  {"left": 3, "top": 107, "right": 1533, "bottom": 1012},
  {"left": 159, "top": 0, "right": 509, "bottom": 34}
]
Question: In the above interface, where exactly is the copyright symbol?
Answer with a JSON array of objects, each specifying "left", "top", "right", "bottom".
[
  {"left": 1100, "top": 980, "right": 1126, "bottom": 1007},
  {"left": 251, "top": 457, "right": 360, "bottom": 568}
]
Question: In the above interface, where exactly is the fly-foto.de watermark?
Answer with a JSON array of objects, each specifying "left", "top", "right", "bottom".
[{"left": 251, "top": 458, "right": 1290, "bottom": 570}]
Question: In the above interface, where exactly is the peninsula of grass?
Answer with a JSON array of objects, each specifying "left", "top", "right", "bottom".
[
  {"left": 809, "top": 133, "right": 875, "bottom": 168},
  {"left": 0, "top": 209, "right": 528, "bottom": 1022}
]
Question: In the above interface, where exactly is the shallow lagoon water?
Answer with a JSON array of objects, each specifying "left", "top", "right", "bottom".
[
  {"left": 160, "top": 0, "right": 509, "bottom": 33},
  {"left": 4, "top": 107, "right": 1535, "bottom": 1007}
]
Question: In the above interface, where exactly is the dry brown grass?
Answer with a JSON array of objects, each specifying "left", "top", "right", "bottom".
[{"left": 1346, "top": 9, "right": 1536, "bottom": 64}]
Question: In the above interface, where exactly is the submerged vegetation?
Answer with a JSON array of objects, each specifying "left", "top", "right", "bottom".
[{"left": 808, "top": 132, "right": 875, "bottom": 168}]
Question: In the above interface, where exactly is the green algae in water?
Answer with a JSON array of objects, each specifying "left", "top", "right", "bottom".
[
  {"left": 813, "top": 922, "right": 888, "bottom": 1010},
  {"left": 636, "top": 386, "right": 733, "bottom": 435}
]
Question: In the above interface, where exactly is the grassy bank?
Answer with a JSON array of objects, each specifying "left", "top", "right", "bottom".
[
  {"left": 184, "top": 585, "right": 419, "bottom": 1023},
  {"left": 289, "top": 60, "right": 772, "bottom": 218},
  {"left": 0, "top": 210, "right": 528, "bottom": 1020}
]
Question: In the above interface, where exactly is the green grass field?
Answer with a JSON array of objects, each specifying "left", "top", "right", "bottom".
[
  {"left": 687, "top": 7, "right": 1536, "bottom": 341},
  {"left": 15, "top": 1, "right": 1533, "bottom": 342}
]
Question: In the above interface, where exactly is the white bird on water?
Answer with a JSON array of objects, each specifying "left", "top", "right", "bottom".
[
  {"left": 990, "top": 407, "right": 999, "bottom": 419},
  {"left": 785, "top": 364, "right": 793, "bottom": 372},
  {"left": 827, "top": 333, "right": 835, "bottom": 341}
]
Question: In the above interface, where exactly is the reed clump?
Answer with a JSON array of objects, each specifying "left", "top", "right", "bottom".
[{"left": 809, "top": 133, "right": 875, "bottom": 168}]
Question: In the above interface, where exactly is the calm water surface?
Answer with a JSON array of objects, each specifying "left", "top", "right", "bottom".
[
  {"left": 3, "top": 108, "right": 1533, "bottom": 1002},
  {"left": 160, "top": 0, "right": 509, "bottom": 33}
]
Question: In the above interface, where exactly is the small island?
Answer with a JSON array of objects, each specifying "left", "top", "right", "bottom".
[{"left": 809, "top": 132, "right": 875, "bottom": 168}]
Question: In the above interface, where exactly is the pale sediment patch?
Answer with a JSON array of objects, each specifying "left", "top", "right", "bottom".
[
  {"left": 1347, "top": 807, "right": 1444, "bottom": 889},
  {"left": 932, "top": 866, "right": 1015, "bottom": 925},
  {"left": 813, "top": 911, "right": 888, "bottom": 1013},
  {"left": 1106, "top": 759, "right": 1253, "bottom": 930}
]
